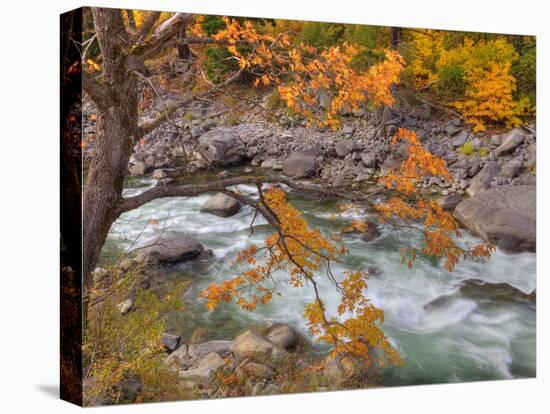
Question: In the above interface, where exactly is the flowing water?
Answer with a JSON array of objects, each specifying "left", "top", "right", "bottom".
[{"left": 101, "top": 168, "right": 536, "bottom": 386}]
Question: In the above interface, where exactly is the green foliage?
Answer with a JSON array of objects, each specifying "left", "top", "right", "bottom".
[
  {"left": 83, "top": 262, "right": 189, "bottom": 405},
  {"left": 512, "top": 41, "right": 536, "bottom": 105},
  {"left": 301, "top": 21, "right": 346, "bottom": 48},
  {"left": 435, "top": 63, "right": 466, "bottom": 102},
  {"left": 344, "top": 25, "right": 379, "bottom": 49},
  {"left": 202, "top": 45, "right": 241, "bottom": 83},
  {"left": 478, "top": 147, "right": 490, "bottom": 157},
  {"left": 457, "top": 141, "right": 476, "bottom": 157}
]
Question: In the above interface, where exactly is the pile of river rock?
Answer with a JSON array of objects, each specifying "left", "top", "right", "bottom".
[{"left": 84, "top": 89, "right": 538, "bottom": 254}]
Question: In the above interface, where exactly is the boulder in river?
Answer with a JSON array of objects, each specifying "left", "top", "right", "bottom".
[
  {"left": 282, "top": 150, "right": 319, "bottom": 178},
  {"left": 437, "top": 193, "right": 464, "bottom": 212},
  {"left": 454, "top": 185, "right": 535, "bottom": 253},
  {"left": 458, "top": 278, "right": 535, "bottom": 303},
  {"left": 360, "top": 221, "right": 381, "bottom": 242},
  {"left": 200, "top": 193, "right": 241, "bottom": 217},
  {"left": 136, "top": 235, "right": 211, "bottom": 265}
]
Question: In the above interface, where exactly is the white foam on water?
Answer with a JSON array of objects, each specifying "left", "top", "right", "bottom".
[{"left": 104, "top": 175, "right": 536, "bottom": 384}]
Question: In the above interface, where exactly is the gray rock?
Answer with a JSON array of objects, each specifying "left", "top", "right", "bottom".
[
  {"left": 200, "top": 193, "right": 241, "bottom": 218},
  {"left": 241, "top": 362, "right": 275, "bottom": 379},
  {"left": 229, "top": 330, "right": 288, "bottom": 360},
  {"left": 451, "top": 130, "right": 469, "bottom": 147},
  {"left": 198, "top": 128, "right": 247, "bottom": 167},
  {"left": 361, "top": 152, "right": 377, "bottom": 168},
  {"left": 129, "top": 162, "right": 145, "bottom": 176},
  {"left": 178, "top": 352, "right": 225, "bottom": 384},
  {"left": 261, "top": 158, "right": 282, "bottom": 170},
  {"left": 454, "top": 185, "right": 535, "bottom": 253},
  {"left": 495, "top": 128, "right": 525, "bottom": 156},
  {"left": 458, "top": 278, "right": 535, "bottom": 303},
  {"left": 152, "top": 169, "right": 167, "bottom": 180},
  {"left": 335, "top": 141, "right": 353, "bottom": 157},
  {"left": 342, "top": 124, "right": 355, "bottom": 135},
  {"left": 117, "top": 298, "right": 133, "bottom": 315},
  {"left": 446, "top": 123, "right": 462, "bottom": 136},
  {"left": 282, "top": 151, "right": 319, "bottom": 178},
  {"left": 165, "top": 344, "right": 191, "bottom": 369},
  {"left": 162, "top": 333, "right": 181, "bottom": 353},
  {"left": 466, "top": 161, "right": 500, "bottom": 197},
  {"left": 187, "top": 340, "right": 232, "bottom": 360},
  {"left": 500, "top": 157, "right": 524, "bottom": 178},
  {"left": 359, "top": 221, "right": 381, "bottom": 242},
  {"left": 437, "top": 193, "right": 464, "bottom": 212},
  {"left": 114, "top": 375, "right": 142, "bottom": 404},
  {"left": 265, "top": 324, "right": 299, "bottom": 350},
  {"left": 136, "top": 235, "right": 206, "bottom": 265},
  {"left": 414, "top": 103, "right": 431, "bottom": 120}
]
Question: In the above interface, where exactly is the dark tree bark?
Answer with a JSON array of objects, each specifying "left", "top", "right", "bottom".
[
  {"left": 391, "top": 27, "right": 402, "bottom": 49},
  {"left": 82, "top": 9, "right": 139, "bottom": 303}
]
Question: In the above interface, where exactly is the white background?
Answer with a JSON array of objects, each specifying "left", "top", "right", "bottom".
[{"left": 0, "top": 0, "right": 548, "bottom": 412}]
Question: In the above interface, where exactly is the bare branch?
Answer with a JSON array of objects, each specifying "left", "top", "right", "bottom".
[{"left": 136, "top": 11, "right": 161, "bottom": 40}]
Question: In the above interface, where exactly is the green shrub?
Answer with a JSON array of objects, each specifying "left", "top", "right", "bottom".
[
  {"left": 478, "top": 147, "right": 490, "bottom": 157},
  {"left": 458, "top": 141, "right": 476, "bottom": 156},
  {"left": 436, "top": 63, "right": 467, "bottom": 102},
  {"left": 512, "top": 41, "right": 536, "bottom": 106},
  {"left": 301, "top": 21, "right": 346, "bottom": 48}
]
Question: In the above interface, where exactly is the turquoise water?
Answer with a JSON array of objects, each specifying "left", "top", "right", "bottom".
[{"left": 103, "top": 172, "right": 536, "bottom": 386}]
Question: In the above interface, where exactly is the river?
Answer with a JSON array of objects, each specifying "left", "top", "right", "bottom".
[{"left": 101, "top": 167, "right": 536, "bottom": 386}]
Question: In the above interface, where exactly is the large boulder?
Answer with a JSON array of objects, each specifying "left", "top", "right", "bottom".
[
  {"left": 265, "top": 324, "right": 299, "bottom": 350},
  {"left": 198, "top": 128, "right": 247, "bottom": 167},
  {"left": 454, "top": 185, "right": 535, "bottom": 253},
  {"left": 282, "top": 151, "right": 319, "bottom": 178},
  {"left": 466, "top": 161, "right": 500, "bottom": 197},
  {"left": 437, "top": 193, "right": 464, "bottom": 212},
  {"left": 178, "top": 352, "right": 225, "bottom": 385},
  {"left": 187, "top": 340, "right": 232, "bottom": 360},
  {"left": 495, "top": 128, "right": 525, "bottom": 156},
  {"left": 200, "top": 193, "right": 241, "bottom": 217},
  {"left": 229, "top": 330, "right": 288, "bottom": 360},
  {"left": 136, "top": 235, "right": 209, "bottom": 265},
  {"left": 458, "top": 278, "right": 535, "bottom": 303}
]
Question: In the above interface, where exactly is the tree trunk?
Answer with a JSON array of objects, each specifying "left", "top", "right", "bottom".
[{"left": 82, "top": 9, "right": 138, "bottom": 307}]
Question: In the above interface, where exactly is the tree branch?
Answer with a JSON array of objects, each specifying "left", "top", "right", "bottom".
[
  {"left": 117, "top": 175, "right": 376, "bottom": 214},
  {"left": 82, "top": 71, "right": 111, "bottom": 109}
]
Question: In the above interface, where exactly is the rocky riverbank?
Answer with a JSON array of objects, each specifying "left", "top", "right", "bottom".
[{"left": 84, "top": 87, "right": 536, "bottom": 253}]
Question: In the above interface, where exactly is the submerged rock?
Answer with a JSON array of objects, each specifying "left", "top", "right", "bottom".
[
  {"left": 454, "top": 185, "right": 535, "bottom": 253},
  {"left": 360, "top": 221, "right": 381, "bottom": 242},
  {"left": 200, "top": 193, "right": 241, "bottom": 217}
]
